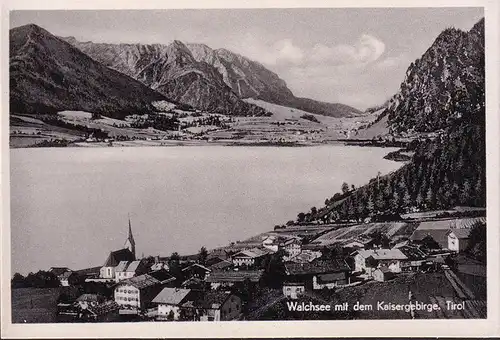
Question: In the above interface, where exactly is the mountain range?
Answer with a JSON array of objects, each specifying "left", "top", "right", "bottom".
[
  {"left": 9, "top": 24, "right": 169, "bottom": 118},
  {"left": 61, "top": 36, "right": 361, "bottom": 118}
]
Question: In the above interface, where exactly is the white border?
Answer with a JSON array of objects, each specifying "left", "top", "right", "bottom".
[{"left": 1, "top": 0, "right": 499, "bottom": 338}]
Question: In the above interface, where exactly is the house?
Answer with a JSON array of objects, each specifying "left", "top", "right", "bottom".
[
  {"left": 193, "top": 291, "right": 242, "bottom": 321},
  {"left": 373, "top": 267, "right": 395, "bottom": 282},
  {"left": 231, "top": 248, "right": 270, "bottom": 268},
  {"left": 284, "top": 259, "right": 351, "bottom": 290},
  {"left": 447, "top": 229, "right": 471, "bottom": 252},
  {"left": 353, "top": 249, "right": 408, "bottom": 275},
  {"left": 182, "top": 263, "right": 211, "bottom": 280},
  {"left": 76, "top": 294, "right": 105, "bottom": 310},
  {"left": 115, "top": 260, "right": 147, "bottom": 282},
  {"left": 152, "top": 287, "right": 193, "bottom": 321},
  {"left": 74, "top": 266, "right": 101, "bottom": 281},
  {"left": 205, "top": 270, "right": 264, "bottom": 290},
  {"left": 398, "top": 245, "right": 427, "bottom": 272},
  {"left": 287, "top": 250, "right": 322, "bottom": 264},
  {"left": 114, "top": 273, "right": 173, "bottom": 313},
  {"left": 262, "top": 235, "right": 302, "bottom": 258},
  {"left": 410, "top": 229, "right": 450, "bottom": 249},
  {"left": 59, "top": 271, "right": 83, "bottom": 286},
  {"left": 207, "top": 258, "right": 233, "bottom": 272},
  {"left": 49, "top": 267, "right": 71, "bottom": 277},
  {"left": 282, "top": 282, "right": 305, "bottom": 299},
  {"left": 100, "top": 248, "right": 136, "bottom": 280}
]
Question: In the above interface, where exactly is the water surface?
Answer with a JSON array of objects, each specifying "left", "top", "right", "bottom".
[{"left": 10, "top": 145, "right": 402, "bottom": 275}]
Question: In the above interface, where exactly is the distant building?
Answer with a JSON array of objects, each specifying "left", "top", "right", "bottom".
[
  {"left": 100, "top": 220, "right": 137, "bottom": 280},
  {"left": 287, "top": 250, "right": 322, "bottom": 264},
  {"left": 49, "top": 267, "right": 71, "bottom": 277},
  {"left": 58, "top": 271, "right": 80, "bottom": 286},
  {"left": 205, "top": 270, "right": 264, "bottom": 290},
  {"left": 262, "top": 235, "right": 302, "bottom": 258},
  {"left": 194, "top": 291, "right": 242, "bottom": 321},
  {"left": 373, "top": 267, "right": 395, "bottom": 282},
  {"left": 152, "top": 289, "right": 241, "bottom": 321},
  {"left": 231, "top": 248, "right": 270, "bottom": 268},
  {"left": 353, "top": 249, "right": 408, "bottom": 275},
  {"left": 114, "top": 260, "right": 147, "bottom": 282},
  {"left": 152, "top": 287, "right": 193, "bottom": 321},
  {"left": 284, "top": 259, "right": 351, "bottom": 290},
  {"left": 114, "top": 273, "right": 174, "bottom": 313},
  {"left": 447, "top": 229, "right": 471, "bottom": 252},
  {"left": 76, "top": 294, "right": 105, "bottom": 310},
  {"left": 181, "top": 263, "right": 211, "bottom": 280},
  {"left": 100, "top": 248, "right": 135, "bottom": 280},
  {"left": 207, "top": 258, "right": 233, "bottom": 272},
  {"left": 282, "top": 282, "right": 305, "bottom": 299}
]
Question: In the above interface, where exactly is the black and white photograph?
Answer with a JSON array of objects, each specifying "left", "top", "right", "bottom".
[{"left": 1, "top": 0, "right": 499, "bottom": 338}]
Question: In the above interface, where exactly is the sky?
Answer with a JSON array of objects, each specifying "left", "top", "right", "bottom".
[{"left": 10, "top": 8, "right": 484, "bottom": 110}]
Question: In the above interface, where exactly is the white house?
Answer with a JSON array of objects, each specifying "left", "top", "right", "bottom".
[
  {"left": 353, "top": 249, "right": 408, "bottom": 275},
  {"left": 232, "top": 248, "right": 270, "bottom": 268},
  {"left": 152, "top": 288, "right": 193, "bottom": 321},
  {"left": 114, "top": 260, "right": 146, "bottom": 282},
  {"left": 283, "top": 282, "right": 305, "bottom": 299},
  {"left": 447, "top": 229, "right": 471, "bottom": 252}
]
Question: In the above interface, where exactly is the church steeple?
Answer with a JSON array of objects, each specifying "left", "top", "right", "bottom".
[{"left": 124, "top": 216, "right": 136, "bottom": 259}]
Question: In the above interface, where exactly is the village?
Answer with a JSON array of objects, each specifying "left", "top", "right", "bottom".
[{"left": 13, "top": 205, "right": 486, "bottom": 322}]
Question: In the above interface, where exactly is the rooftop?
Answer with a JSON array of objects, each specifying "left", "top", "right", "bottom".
[
  {"left": 285, "top": 259, "right": 351, "bottom": 276},
  {"left": 103, "top": 248, "right": 135, "bottom": 267},
  {"left": 356, "top": 249, "right": 408, "bottom": 261},
  {"left": 125, "top": 260, "right": 142, "bottom": 272},
  {"left": 448, "top": 228, "right": 472, "bottom": 239},
  {"left": 118, "top": 274, "right": 159, "bottom": 289},
  {"left": 205, "top": 270, "right": 264, "bottom": 283},
  {"left": 194, "top": 291, "right": 233, "bottom": 310},
  {"left": 115, "top": 261, "right": 129, "bottom": 272},
  {"left": 76, "top": 293, "right": 104, "bottom": 303},
  {"left": 410, "top": 229, "right": 450, "bottom": 248},
  {"left": 233, "top": 248, "right": 270, "bottom": 259},
  {"left": 152, "top": 288, "right": 192, "bottom": 305}
]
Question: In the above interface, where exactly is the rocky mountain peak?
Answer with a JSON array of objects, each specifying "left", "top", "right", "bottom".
[{"left": 384, "top": 17, "right": 484, "bottom": 134}]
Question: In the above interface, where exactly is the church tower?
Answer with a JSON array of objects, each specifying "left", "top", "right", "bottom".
[{"left": 124, "top": 216, "right": 136, "bottom": 259}]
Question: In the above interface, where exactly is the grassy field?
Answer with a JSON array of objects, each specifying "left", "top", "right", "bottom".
[
  {"left": 309, "top": 221, "right": 419, "bottom": 247},
  {"left": 11, "top": 288, "right": 61, "bottom": 323}
]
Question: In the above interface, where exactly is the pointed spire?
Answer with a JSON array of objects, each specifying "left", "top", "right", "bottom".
[{"left": 125, "top": 214, "right": 136, "bottom": 259}]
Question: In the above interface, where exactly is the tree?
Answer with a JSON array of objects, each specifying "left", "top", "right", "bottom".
[
  {"left": 466, "top": 223, "right": 486, "bottom": 263},
  {"left": 197, "top": 246, "right": 208, "bottom": 265},
  {"left": 11, "top": 273, "right": 26, "bottom": 288},
  {"left": 262, "top": 249, "right": 286, "bottom": 288},
  {"left": 310, "top": 206, "right": 317, "bottom": 216},
  {"left": 341, "top": 182, "right": 349, "bottom": 194},
  {"left": 297, "top": 212, "right": 306, "bottom": 223},
  {"left": 169, "top": 252, "right": 182, "bottom": 278}
]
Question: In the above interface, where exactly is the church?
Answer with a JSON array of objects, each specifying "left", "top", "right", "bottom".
[{"left": 99, "top": 219, "right": 137, "bottom": 280}]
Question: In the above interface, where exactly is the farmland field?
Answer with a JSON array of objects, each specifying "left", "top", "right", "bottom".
[
  {"left": 309, "top": 222, "right": 420, "bottom": 247},
  {"left": 11, "top": 288, "right": 61, "bottom": 323}
]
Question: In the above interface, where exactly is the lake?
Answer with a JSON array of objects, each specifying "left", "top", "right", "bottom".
[{"left": 10, "top": 145, "right": 402, "bottom": 275}]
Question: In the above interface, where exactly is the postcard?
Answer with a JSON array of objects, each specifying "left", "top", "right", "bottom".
[{"left": 1, "top": 0, "right": 499, "bottom": 338}]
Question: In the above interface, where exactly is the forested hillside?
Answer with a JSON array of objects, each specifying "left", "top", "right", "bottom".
[{"left": 294, "top": 18, "right": 485, "bottom": 224}]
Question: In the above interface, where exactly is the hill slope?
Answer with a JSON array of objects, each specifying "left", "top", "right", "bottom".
[
  {"left": 296, "top": 18, "right": 486, "bottom": 224},
  {"left": 10, "top": 24, "right": 169, "bottom": 118},
  {"left": 187, "top": 43, "right": 362, "bottom": 118}
]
